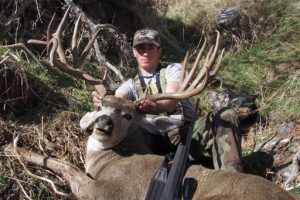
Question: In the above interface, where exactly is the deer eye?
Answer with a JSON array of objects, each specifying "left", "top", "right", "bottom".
[
  {"left": 97, "top": 106, "right": 102, "bottom": 111},
  {"left": 123, "top": 113, "right": 132, "bottom": 121}
]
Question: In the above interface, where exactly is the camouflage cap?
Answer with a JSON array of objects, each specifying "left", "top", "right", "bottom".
[{"left": 133, "top": 28, "right": 161, "bottom": 47}]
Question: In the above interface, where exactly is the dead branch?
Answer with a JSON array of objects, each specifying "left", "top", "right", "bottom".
[
  {"left": 15, "top": 179, "right": 33, "bottom": 200},
  {"left": 2, "top": 43, "right": 45, "bottom": 70},
  {"left": 2, "top": 0, "right": 35, "bottom": 25},
  {"left": 63, "top": 0, "right": 125, "bottom": 83},
  {"left": 13, "top": 134, "right": 71, "bottom": 197},
  {"left": 4, "top": 135, "right": 95, "bottom": 198}
]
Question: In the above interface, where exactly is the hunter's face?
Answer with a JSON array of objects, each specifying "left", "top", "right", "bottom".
[{"left": 133, "top": 43, "right": 162, "bottom": 72}]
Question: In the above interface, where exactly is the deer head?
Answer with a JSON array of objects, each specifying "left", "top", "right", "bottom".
[
  {"left": 80, "top": 95, "right": 186, "bottom": 149},
  {"left": 80, "top": 95, "right": 137, "bottom": 149}
]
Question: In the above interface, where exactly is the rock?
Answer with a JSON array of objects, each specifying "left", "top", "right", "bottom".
[{"left": 277, "top": 122, "right": 294, "bottom": 135}]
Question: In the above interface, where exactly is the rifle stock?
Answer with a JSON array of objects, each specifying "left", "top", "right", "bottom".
[
  {"left": 145, "top": 99, "right": 200, "bottom": 200},
  {"left": 160, "top": 99, "right": 199, "bottom": 200}
]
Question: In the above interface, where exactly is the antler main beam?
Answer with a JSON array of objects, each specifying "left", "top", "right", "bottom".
[{"left": 135, "top": 30, "right": 224, "bottom": 103}]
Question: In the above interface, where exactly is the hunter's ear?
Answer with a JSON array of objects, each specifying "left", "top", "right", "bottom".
[{"left": 80, "top": 111, "right": 99, "bottom": 131}]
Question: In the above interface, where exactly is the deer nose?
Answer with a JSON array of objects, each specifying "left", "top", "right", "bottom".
[{"left": 96, "top": 115, "right": 113, "bottom": 130}]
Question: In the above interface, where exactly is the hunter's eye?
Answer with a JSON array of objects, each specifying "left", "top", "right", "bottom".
[{"left": 123, "top": 113, "right": 132, "bottom": 121}]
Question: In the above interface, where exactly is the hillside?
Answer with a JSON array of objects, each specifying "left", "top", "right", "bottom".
[{"left": 0, "top": 0, "right": 299, "bottom": 198}]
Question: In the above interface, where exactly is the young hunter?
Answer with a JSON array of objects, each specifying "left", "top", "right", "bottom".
[{"left": 92, "top": 28, "right": 243, "bottom": 172}]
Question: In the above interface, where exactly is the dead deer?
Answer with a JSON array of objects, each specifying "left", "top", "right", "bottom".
[
  {"left": 4, "top": 92, "right": 297, "bottom": 199},
  {"left": 3, "top": 6, "right": 297, "bottom": 200}
]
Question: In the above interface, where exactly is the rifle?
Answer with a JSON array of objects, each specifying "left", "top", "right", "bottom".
[{"left": 145, "top": 99, "right": 200, "bottom": 200}]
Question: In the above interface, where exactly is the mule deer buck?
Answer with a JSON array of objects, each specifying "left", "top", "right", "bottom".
[{"left": 4, "top": 7, "right": 298, "bottom": 200}]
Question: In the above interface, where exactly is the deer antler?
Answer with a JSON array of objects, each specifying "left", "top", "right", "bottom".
[
  {"left": 135, "top": 30, "right": 224, "bottom": 103},
  {"left": 27, "top": 7, "right": 107, "bottom": 96}
]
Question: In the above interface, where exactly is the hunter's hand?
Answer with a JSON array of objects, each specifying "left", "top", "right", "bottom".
[
  {"left": 138, "top": 99, "right": 158, "bottom": 114},
  {"left": 92, "top": 91, "right": 102, "bottom": 108}
]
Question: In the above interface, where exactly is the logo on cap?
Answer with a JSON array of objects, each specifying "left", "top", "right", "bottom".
[{"left": 133, "top": 28, "right": 160, "bottom": 47}]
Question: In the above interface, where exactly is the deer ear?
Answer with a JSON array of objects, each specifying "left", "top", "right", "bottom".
[
  {"left": 80, "top": 111, "right": 98, "bottom": 131},
  {"left": 142, "top": 115, "right": 185, "bottom": 133}
]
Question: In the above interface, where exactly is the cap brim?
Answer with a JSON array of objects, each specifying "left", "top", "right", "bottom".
[{"left": 133, "top": 40, "right": 160, "bottom": 47}]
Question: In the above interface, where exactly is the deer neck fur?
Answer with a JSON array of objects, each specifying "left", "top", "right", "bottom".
[{"left": 85, "top": 125, "right": 151, "bottom": 178}]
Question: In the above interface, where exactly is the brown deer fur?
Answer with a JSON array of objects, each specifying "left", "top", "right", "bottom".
[{"left": 4, "top": 96, "right": 297, "bottom": 200}]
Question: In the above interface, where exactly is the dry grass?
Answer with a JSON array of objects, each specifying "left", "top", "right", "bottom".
[
  {"left": 0, "top": 112, "right": 86, "bottom": 199},
  {"left": 0, "top": 52, "right": 29, "bottom": 114},
  {"left": 161, "top": 0, "right": 274, "bottom": 52}
]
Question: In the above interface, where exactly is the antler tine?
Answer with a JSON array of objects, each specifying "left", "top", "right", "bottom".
[
  {"left": 69, "top": 11, "right": 100, "bottom": 70},
  {"left": 187, "top": 45, "right": 214, "bottom": 90},
  {"left": 48, "top": 39, "right": 58, "bottom": 66},
  {"left": 182, "top": 68, "right": 209, "bottom": 98},
  {"left": 47, "top": 14, "right": 56, "bottom": 47},
  {"left": 78, "top": 28, "right": 101, "bottom": 69},
  {"left": 208, "top": 48, "right": 224, "bottom": 78},
  {"left": 71, "top": 13, "right": 82, "bottom": 68},
  {"left": 180, "top": 38, "right": 207, "bottom": 92},
  {"left": 72, "top": 13, "right": 82, "bottom": 49},
  {"left": 179, "top": 52, "right": 189, "bottom": 84},
  {"left": 205, "top": 30, "right": 221, "bottom": 69},
  {"left": 46, "top": 14, "right": 58, "bottom": 67},
  {"left": 27, "top": 14, "right": 56, "bottom": 47},
  {"left": 187, "top": 30, "right": 221, "bottom": 91},
  {"left": 50, "top": 6, "right": 71, "bottom": 64}
]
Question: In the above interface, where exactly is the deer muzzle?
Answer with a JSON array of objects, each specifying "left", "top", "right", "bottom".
[{"left": 94, "top": 115, "right": 113, "bottom": 136}]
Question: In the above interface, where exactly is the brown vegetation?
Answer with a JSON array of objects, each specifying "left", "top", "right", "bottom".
[{"left": 0, "top": 54, "right": 28, "bottom": 115}]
